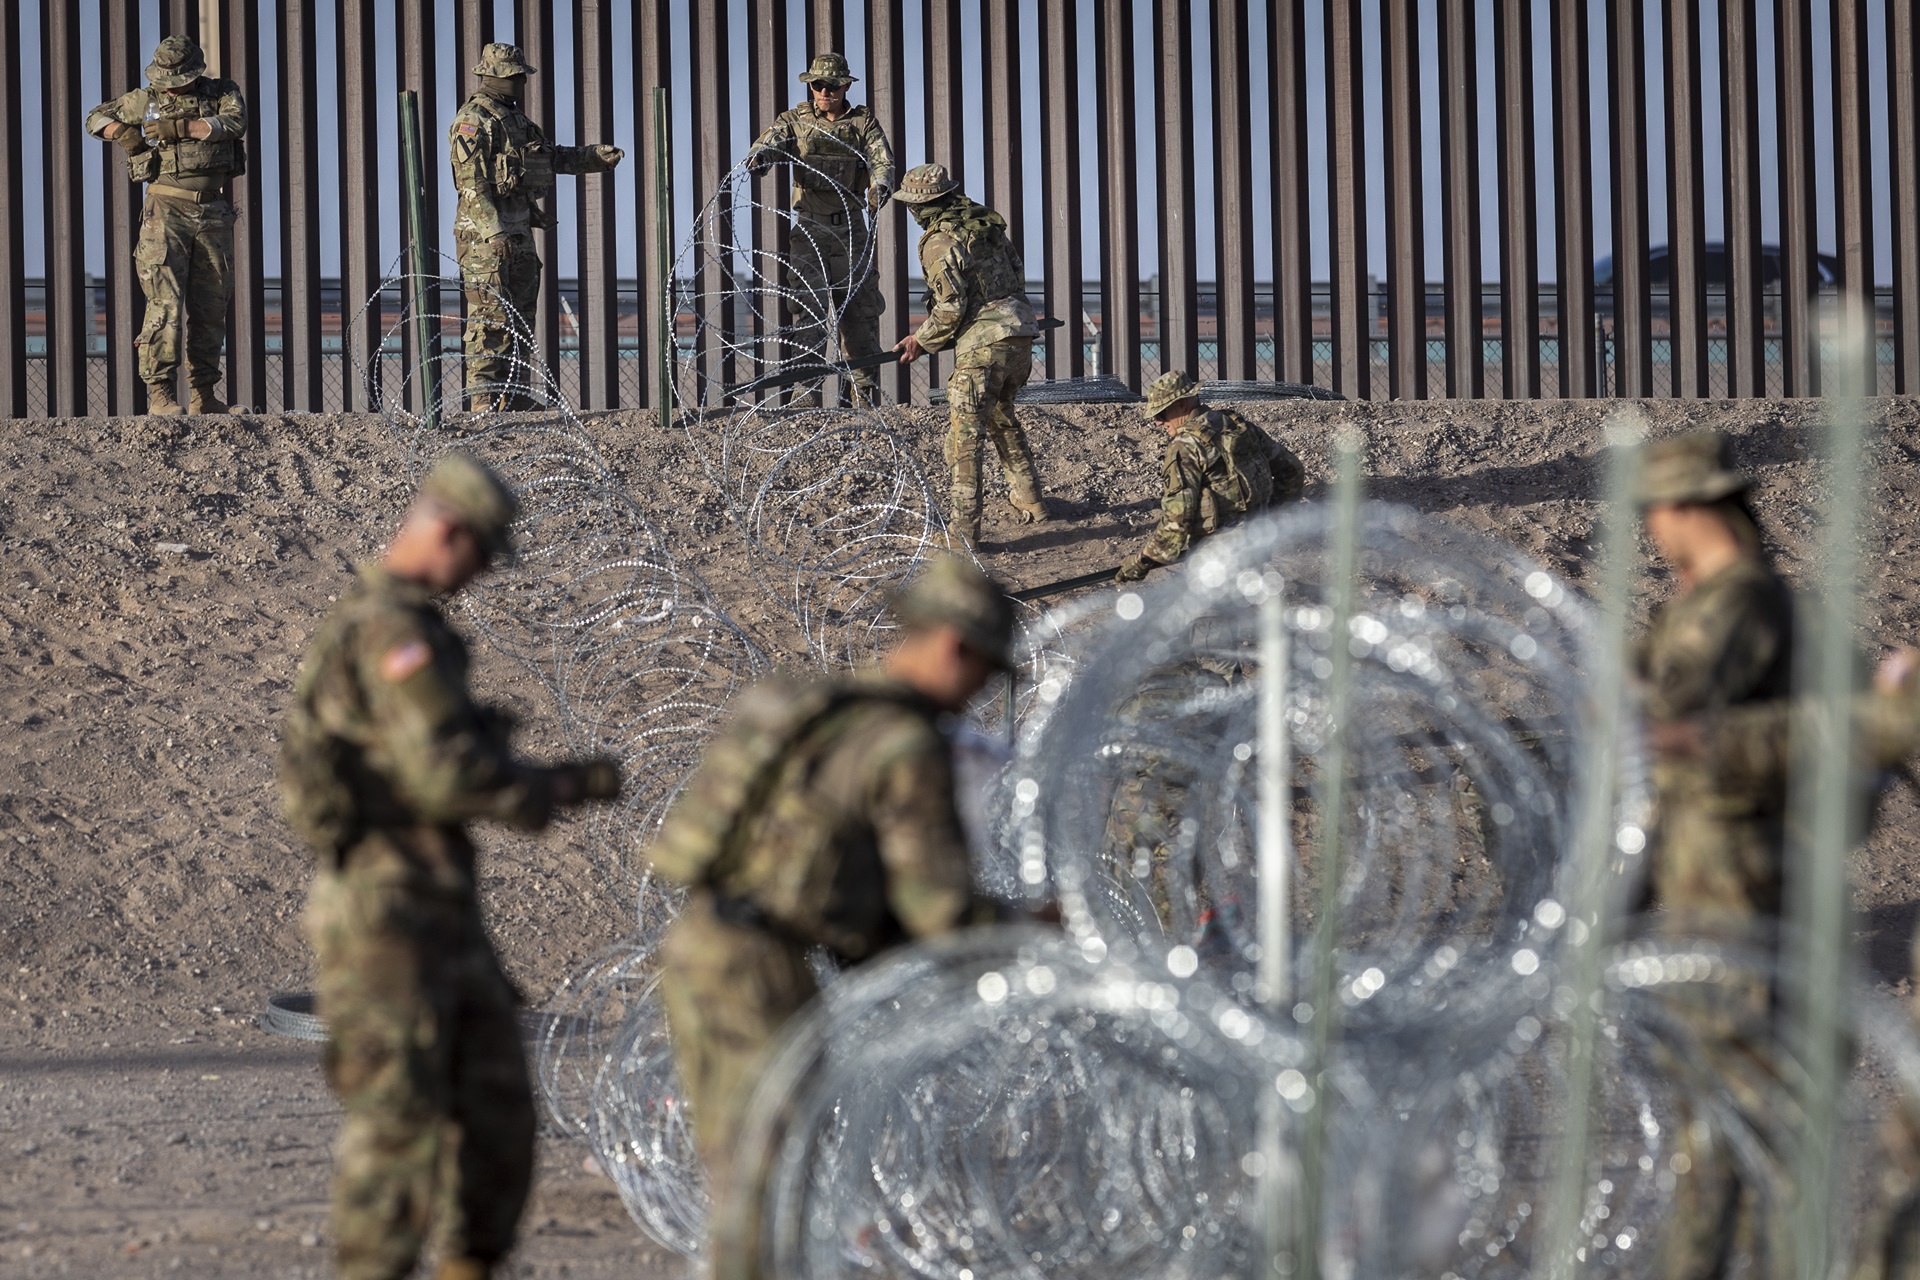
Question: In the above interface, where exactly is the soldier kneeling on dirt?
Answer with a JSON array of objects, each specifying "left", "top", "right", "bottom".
[{"left": 1115, "top": 371, "right": 1307, "bottom": 583}]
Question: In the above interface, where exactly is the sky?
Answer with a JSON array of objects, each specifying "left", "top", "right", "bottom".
[{"left": 31, "top": 0, "right": 1894, "bottom": 286}]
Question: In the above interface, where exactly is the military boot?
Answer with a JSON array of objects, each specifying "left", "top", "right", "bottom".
[
  {"left": 1010, "top": 494, "right": 1050, "bottom": 523},
  {"left": 145, "top": 381, "right": 183, "bottom": 417},
  {"left": 188, "top": 384, "right": 229, "bottom": 415}
]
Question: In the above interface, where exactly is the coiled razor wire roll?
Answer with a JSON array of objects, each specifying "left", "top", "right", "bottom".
[
  {"left": 1199, "top": 379, "right": 1344, "bottom": 403},
  {"left": 1016, "top": 375, "right": 1144, "bottom": 405},
  {"left": 1010, "top": 502, "right": 1652, "bottom": 1083}
]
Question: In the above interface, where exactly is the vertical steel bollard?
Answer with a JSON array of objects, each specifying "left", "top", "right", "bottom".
[
  {"left": 1539, "top": 406, "right": 1642, "bottom": 1280},
  {"left": 398, "top": 90, "right": 438, "bottom": 434},
  {"left": 655, "top": 85, "right": 674, "bottom": 424}
]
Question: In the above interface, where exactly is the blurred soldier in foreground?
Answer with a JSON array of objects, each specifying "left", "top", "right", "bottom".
[
  {"left": 278, "top": 453, "right": 622, "bottom": 1280},
  {"left": 1114, "top": 371, "right": 1306, "bottom": 583},
  {"left": 1632, "top": 430, "right": 1796, "bottom": 936},
  {"left": 450, "top": 44, "right": 623, "bottom": 411},
  {"left": 745, "top": 52, "right": 895, "bottom": 408},
  {"left": 892, "top": 164, "right": 1048, "bottom": 545},
  {"left": 1628, "top": 430, "right": 1798, "bottom": 1280},
  {"left": 651, "top": 556, "right": 1019, "bottom": 1278},
  {"left": 86, "top": 36, "right": 247, "bottom": 416}
]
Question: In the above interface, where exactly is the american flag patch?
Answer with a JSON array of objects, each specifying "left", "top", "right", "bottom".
[{"left": 457, "top": 120, "right": 479, "bottom": 137}]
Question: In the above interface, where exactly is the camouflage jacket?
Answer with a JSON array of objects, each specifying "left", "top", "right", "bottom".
[
  {"left": 449, "top": 88, "right": 607, "bottom": 241},
  {"left": 913, "top": 200, "right": 1037, "bottom": 355},
  {"left": 279, "top": 562, "right": 560, "bottom": 873},
  {"left": 86, "top": 79, "right": 247, "bottom": 187},
  {"left": 1636, "top": 557, "right": 1795, "bottom": 724},
  {"left": 747, "top": 100, "right": 894, "bottom": 221},
  {"left": 649, "top": 669, "right": 993, "bottom": 962},
  {"left": 1137, "top": 407, "right": 1306, "bottom": 566}
]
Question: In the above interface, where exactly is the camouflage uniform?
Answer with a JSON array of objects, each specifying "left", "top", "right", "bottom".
[
  {"left": 746, "top": 53, "right": 895, "bottom": 407},
  {"left": 898, "top": 163, "right": 1045, "bottom": 544},
  {"left": 1628, "top": 432, "right": 1799, "bottom": 1280},
  {"left": 449, "top": 45, "right": 623, "bottom": 410},
  {"left": 1116, "top": 372, "right": 1307, "bottom": 582},
  {"left": 280, "top": 455, "right": 619, "bottom": 1280},
  {"left": 651, "top": 557, "right": 1014, "bottom": 1280},
  {"left": 85, "top": 37, "right": 247, "bottom": 414}
]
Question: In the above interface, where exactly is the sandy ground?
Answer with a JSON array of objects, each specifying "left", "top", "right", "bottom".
[{"left": 3, "top": 392, "right": 1920, "bottom": 1275}]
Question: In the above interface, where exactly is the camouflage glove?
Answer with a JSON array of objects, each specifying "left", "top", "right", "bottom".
[
  {"left": 745, "top": 148, "right": 776, "bottom": 177},
  {"left": 142, "top": 117, "right": 190, "bottom": 144},
  {"left": 576, "top": 757, "right": 624, "bottom": 801},
  {"left": 868, "top": 183, "right": 890, "bottom": 211},
  {"left": 591, "top": 144, "right": 625, "bottom": 170},
  {"left": 114, "top": 128, "right": 149, "bottom": 155},
  {"left": 1114, "top": 555, "right": 1155, "bottom": 584}
]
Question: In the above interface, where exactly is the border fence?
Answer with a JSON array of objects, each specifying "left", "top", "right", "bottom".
[{"left": 4, "top": 0, "right": 1915, "bottom": 419}]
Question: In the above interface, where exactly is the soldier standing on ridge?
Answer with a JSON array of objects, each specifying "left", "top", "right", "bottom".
[
  {"left": 892, "top": 163, "right": 1049, "bottom": 546},
  {"left": 1114, "top": 371, "right": 1306, "bottom": 583},
  {"left": 279, "top": 452, "right": 623, "bottom": 1280},
  {"left": 745, "top": 52, "right": 896, "bottom": 408},
  {"left": 650, "top": 556, "right": 1023, "bottom": 1279},
  {"left": 449, "top": 44, "right": 624, "bottom": 412},
  {"left": 86, "top": 36, "right": 247, "bottom": 416}
]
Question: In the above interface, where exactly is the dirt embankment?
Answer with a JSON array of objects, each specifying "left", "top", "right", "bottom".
[{"left": 3, "top": 393, "right": 1920, "bottom": 1275}]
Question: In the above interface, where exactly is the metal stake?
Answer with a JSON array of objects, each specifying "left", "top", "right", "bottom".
[
  {"left": 398, "top": 89, "right": 437, "bottom": 433},
  {"left": 654, "top": 84, "right": 674, "bottom": 423}
]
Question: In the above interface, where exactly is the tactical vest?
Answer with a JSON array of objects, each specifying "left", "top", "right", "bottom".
[
  {"left": 126, "top": 81, "right": 245, "bottom": 185},
  {"left": 1190, "top": 408, "right": 1277, "bottom": 534},
  {"left": 466, "top": 93, "right": 556, "bottom": 201},
  {"left": 927, "top": 201, "right": 1027, "bottom": 303},
  {"left": 650, "top": 677, "right": 930, "bottom": 959},
  {"left": 788, "top": 104, "right": 875, "bottom": 197}
]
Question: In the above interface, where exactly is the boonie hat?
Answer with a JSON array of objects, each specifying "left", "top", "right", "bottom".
[
  {"left": 472, "top": 42, "right": 536, "bottom": 79},
  {"left": 1637, "top": 430, "right": 1749, "bottom": 507},
  {"left": 799, "top": 52, "right": 857, "bottom": 86},
  {"left": 892, "top": 556, "right": 1016, "bottom": 671},
  {"left": 1144, "top": 371, "right": 1203, "bottom": 418},
  {"left": 147, "top": 36, "right": 206, "bottom": 89},
  {"left": 420, "top": 451, "right": 518, "bottom": 561},
  {"left": 895, "top": 163, "right": 960, "bottom": 205}
]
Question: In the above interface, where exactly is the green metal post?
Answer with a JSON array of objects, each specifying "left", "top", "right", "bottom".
[
  {"left": 1539, "top": 407, "right": 1643, "bottom": 1280},
  {"left": 654, "top": 85, "right": 674, "bottom": 422},
  {"left": 1787, "top": 313, "right": 1872, "bottom": 1280},
  {"left": 397, "top": 90, "right": 438, "bottom": 433},
  {"left": 1295, "top": 428, "right": 1364, "bottom": 1280}
]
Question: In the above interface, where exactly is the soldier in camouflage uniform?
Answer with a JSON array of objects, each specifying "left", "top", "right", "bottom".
[
  {"left": 1625, "top": 431, "right": 1799, "bottom": 1280},
  {"left": 279, "top": 453, "right": 622, "bottom": 1280},
  {"left": 746, "top": 52, "right": 896, "bottom": 408},
  {"left": 892, "top": 163, "right": 1049, "bottom": 546},
  {"left": 449, "top": 44, "right": 624, "bottom": 411},
  {"left": 1633, "top": 430, "right": 1796, "bottom": 936},
  {"left": 1115, "top": 371, "right": 1307, "bottom": 583},
  {"left": 651, "top": 556, "right": 1019, "bottom": 1280},
  {"left": 85, "top": 36, "right": 247, "bottom": 416}
]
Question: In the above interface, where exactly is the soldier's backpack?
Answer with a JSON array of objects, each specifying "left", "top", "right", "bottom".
[
  {"left": 648, "top": 677, "right": 923, "bottom": 947},
  {"left": 1200, "top": 407, "right": 1278, "bottom": 530}
]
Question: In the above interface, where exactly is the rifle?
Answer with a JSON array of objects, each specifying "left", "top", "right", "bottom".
[
  {"left": 1009, "top": 565, "right": 1126, "bottom": 602},
  {"left": 724, "top": 317, "right": 1066, "bottom": 400}
]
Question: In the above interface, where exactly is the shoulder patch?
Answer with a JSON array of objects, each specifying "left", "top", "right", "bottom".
[
  {"left": 380, "top": 641, "right": 433, "bottom": 683},
  {"left": 457, "top": 119, "right": 480, "bottom": 137}
]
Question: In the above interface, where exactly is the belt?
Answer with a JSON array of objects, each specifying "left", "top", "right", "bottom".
[{"left": 148, "top": 182, "right": 228, "bottom": 205}]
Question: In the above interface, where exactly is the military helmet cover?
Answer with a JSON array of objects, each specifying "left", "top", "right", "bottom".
[
  {"left": 471, "top": 42, "right": 536, "bottom": 79},
  {"left": 892, "top": 556, "right": 1017, "bottom": 670},
  {"left": 147, "top": 36, "right": 207, "bottom": 89},
  {"left": 799, "top": 52, "right": 858, "bottom": 86},
  {"left": 1144, "top": 370, "right": 1203, "bottom": 417},
  {"left": 420, "top": 451, "right": 519, "bottom": 560},
  {"left": 896, "top": 163, "right": 960, "bottom": 205},
  {"left": 1637, "top": 429, "right": 1749, "bottom": 507}
]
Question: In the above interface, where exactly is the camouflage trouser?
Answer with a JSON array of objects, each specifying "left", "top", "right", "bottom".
[
  {"left": 659, "top": 896, "right": 818, "bottom": 1280},
  {"left": 458, "top": 229, "right": 543, "bottom": 405},
  {"left": 1853, "top": 1103, "right": 1920, "bottom": 1280},
  {"left": 134, "top": 191, "right": 236, "bottom": 388},
  {"left": 944, "top": 338, "right": 1042, "bottom": 540},
  {"left": 306, "top": 869, "right": 534, "bottom": 1280},
  {"left": 789, "top": 211, "right": 884, "bottom": 405}
]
